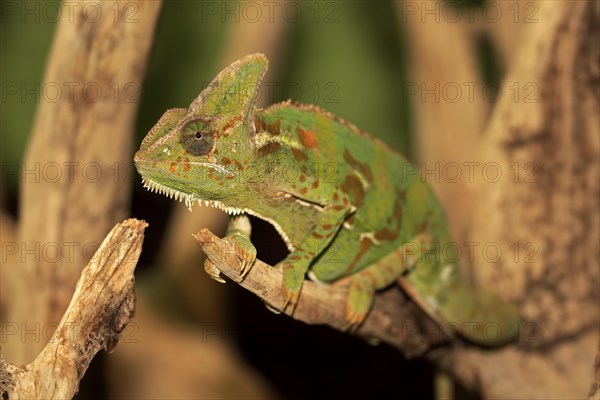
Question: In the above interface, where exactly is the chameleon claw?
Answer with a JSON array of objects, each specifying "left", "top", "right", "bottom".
[
  {"left": 203, "top": 259, "right": 226, "bottom": 283},
  {"left": 263, "top": 300, "right": 282, "bottom": 314},
  {"left": 282, "top": 288, "right": 300, "bottom": 314},
  {"left": 223, "top": 235, "right": 257, "bottom": 282},
  {"left": 239, "top": 251, "right": 255, "bottom": 279},
  {"left": 344, "top": 307, "right": 368, "bottom": 332}
]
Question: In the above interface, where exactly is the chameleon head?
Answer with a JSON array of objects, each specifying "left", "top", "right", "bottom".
[{"left": 134, "top": 53, "right": 269, "bottom": 212}]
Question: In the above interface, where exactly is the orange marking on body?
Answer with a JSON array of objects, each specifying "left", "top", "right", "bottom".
[
  {"left": 345, "top": 214, "right": 356, "bottom": 228},
  {"left": 321, "top": 224, "right": 333, "bottom": 230},
  {"left": 343, "top": 150, "right": 374, "bottom": 183},
  {"left": 312, "top": 181, "right": 319, "bottom": 189},
  {"left": 268, "top": 119, "right": 281, "bottom": 135},
  {"left": 299, "top": 187, "right": 308, "bottom": 195},
  {"left": 299, "top": 175, "right": 306, "bottom": 183},
  {"left": 333, "top": 193, "right": 339, "bottom": 201},
  {"left": 170, "top": 162, "right": 177, "bottom": 173},
  {"left": 341, "top": 174, "right": 365, "bottom": 207},
  {"left": 254, "top": 117, "right": 266, "bottom": 132},
  {"left": 291, "top": 148, "right": 308, "bottom": 162},
  {"left": 183, "top": 163, "right": 190, "bottom": 172},
  {"left": 222, "top": 116, "right": 242, "bottom": 132},
  {"left": 312, "top": 232, "right": 323, "bottom": 239},
  {"left": 297, "top": 127, "right": 318, "bottom": 148},
  {"left": 257, "top": 142, "right": 281, "bottom": 158},
  {"left": 232, "top": 160, "right": 244, "bottom": 170}
]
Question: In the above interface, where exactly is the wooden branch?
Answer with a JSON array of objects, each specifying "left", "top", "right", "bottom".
[
  {"left": 590, "top": 344, "right": 600, "bottom": 400},
  {"left": 0, "top": 219, "right": 147, "bottom": 399},
  {"left": 194, "top": 229, "right": 447, "bottom": 358},
  {"left": 5, "top": 0, "right": 162, "bottom": 364}
]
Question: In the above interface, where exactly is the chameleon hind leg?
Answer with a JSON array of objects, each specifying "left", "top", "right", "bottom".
[
  {"left": 278, "top": 199, "right": 352, "bottom": 313},
  {"left": 203, "top": 215, "right": 257, "bottom": 283},
  {"left": 334, "top": 234, "right": 430, "bottom": 328}
]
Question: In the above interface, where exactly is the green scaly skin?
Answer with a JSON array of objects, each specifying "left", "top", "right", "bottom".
[{"left": 134, "top": 54, "right": 519, "bottom": 345}]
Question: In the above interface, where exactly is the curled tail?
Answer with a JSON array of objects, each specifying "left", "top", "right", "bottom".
[{"left": 399, "top": 260, "right": 519, "bottom": 346}]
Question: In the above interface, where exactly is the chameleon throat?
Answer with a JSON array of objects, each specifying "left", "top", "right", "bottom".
[{"left": 141, "top": 176, "right": 295, "bottom": 251}]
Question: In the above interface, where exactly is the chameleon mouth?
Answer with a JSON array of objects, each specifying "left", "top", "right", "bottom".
[
  {"left": 141, "top": 177, "right": 296, "bottom": 252},
  {"left": 141, "top": 177, "right": 245, "bottom": 215}
]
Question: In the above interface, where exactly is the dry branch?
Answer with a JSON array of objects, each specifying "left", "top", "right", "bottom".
[
  {"left": 0, "top": 219, "right": 147, "bottom": 399},
  {"left": 194, "top": 229, "right": 447, "bottom": 358},
  {"left": 4, "top": 0, "right": 162, "bottom": 364}
]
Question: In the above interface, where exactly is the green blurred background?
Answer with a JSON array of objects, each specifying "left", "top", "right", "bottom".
[
  {"left": 1, "top": 1, "right": 413, "bottom": 195},
  {"left": 1, "top": 1, "right": 498, "bottom": 398}
]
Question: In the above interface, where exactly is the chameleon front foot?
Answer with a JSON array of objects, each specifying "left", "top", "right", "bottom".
[
  {"left": 202, "top": 235, "right": 256, "bottom": 283},
  {"left": 202, "top": 216, "right": 257, "bottom": 283},
  {"left": 228, "top": 235, "right": 257, "bottom": 279}
]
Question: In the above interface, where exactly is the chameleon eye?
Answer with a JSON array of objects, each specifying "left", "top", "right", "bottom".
[{"left": 181, "top": 119, "right": 215, "bottom": 155}]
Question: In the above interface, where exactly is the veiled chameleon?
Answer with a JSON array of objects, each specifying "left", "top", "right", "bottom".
[{"left": 134, "top": 54, "right": 518, "bottom": 344}]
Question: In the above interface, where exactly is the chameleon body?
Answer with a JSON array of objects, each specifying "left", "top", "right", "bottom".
[{"left": 134, "top": 54, "right": 518, "bottom": 345}]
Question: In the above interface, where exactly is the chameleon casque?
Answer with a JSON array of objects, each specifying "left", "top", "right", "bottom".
[{"left": 134, "top": 53, "right": 518, "bottom": 345}]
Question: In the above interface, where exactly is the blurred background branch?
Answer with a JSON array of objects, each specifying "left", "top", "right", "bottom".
[{"left": 2, "top": 0, "right": 162, "bottom": 364}]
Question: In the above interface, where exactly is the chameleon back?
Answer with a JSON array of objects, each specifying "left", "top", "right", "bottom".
[
  {"left": 256, "top": 102, "right": 518, "bottom": 344},
  {"left": 255, "top": 102, "right": 451, "bottom": 281}
]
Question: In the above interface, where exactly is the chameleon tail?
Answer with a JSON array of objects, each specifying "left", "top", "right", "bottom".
[{"left": 399, "top": 259, "right": 519, "bottom": 346}]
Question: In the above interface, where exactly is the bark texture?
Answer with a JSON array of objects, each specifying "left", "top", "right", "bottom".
[
  {"left": 3, "top": 0, "right": 162, "bottom": 363},
  {"left": 403, "top": 0, "right": 599, "bottom": 397},
  {"left": 1, "top": 219, "right": 146, "bottom": 399}
]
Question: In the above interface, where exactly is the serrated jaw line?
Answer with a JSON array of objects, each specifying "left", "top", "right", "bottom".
[{"left": 141, "top": 177, "right": 245, "bottom": 214}]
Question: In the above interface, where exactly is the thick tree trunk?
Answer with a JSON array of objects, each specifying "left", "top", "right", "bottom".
[
  {"left": 2, "top": 0, "right": 162, "bottom": 364},
  {"left": 403, "top": 0, "right": 599, "bottom": 397}
]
